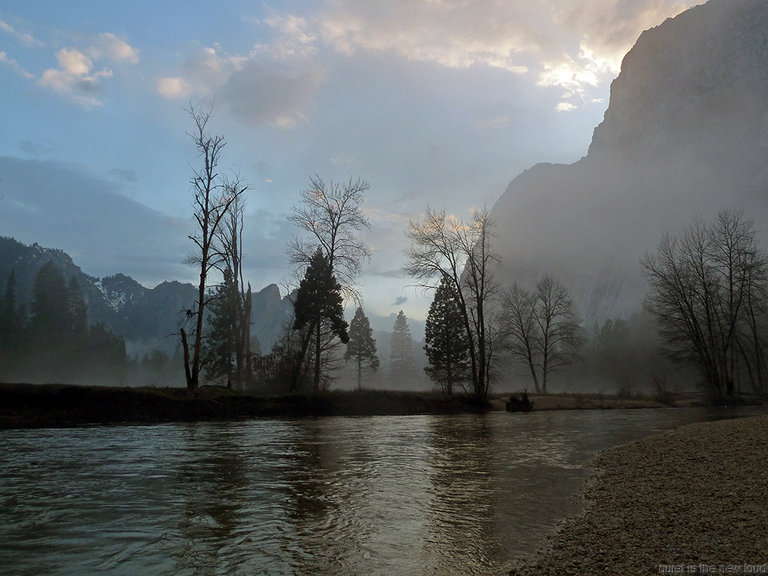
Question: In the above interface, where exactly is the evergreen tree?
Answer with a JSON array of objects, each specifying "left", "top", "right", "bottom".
[
  {"left": 27, "top": 262, "right": 79, "bottom": 379},
  {"left": 29, "top": 261, "right": 70, "bottom": 339},
  {"left": 203, "top": 269, "right": 240, "bottom": 387},
  {"left": 25, "top": 261, "right": 127, "bottom": 383},
  {"left": 0, "top": 270, "right": 23, "bottom": 377},
  {"left": 344, "top": 307, "right": 379, "bottom": 389},
  {"left": 293, "top": 248, "right": 349, "bottom": 392},
  {"left": 389, "top": 310, "right": 415, "bottom": 382},
  {"left": 84, "top": 322, "right": 128, "bottom": 384},
  {"left": 424, "top": 278, "right": 469, "bottom": 394}
]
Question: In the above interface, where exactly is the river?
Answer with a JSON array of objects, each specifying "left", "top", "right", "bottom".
[{"left": 1, "top": 407, "right": 764, "bottom": 575}]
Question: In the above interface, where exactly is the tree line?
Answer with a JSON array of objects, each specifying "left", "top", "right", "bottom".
[
  {"left": 4, "top": 103, "right": 765, "bottom": 401},
  {"left": 174, "top": 105, "right": 768, "bottom": 400},
  {"left": 0, "top": 262, "right": 127, "bottom": 383}
]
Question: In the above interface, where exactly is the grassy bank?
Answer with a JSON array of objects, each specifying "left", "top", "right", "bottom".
[
  {"left": 4, "top": 383, "right": 764, "bottom": 428},
  {"left": 509, "top": 414, "right": 768, "bottom": 575},
  {"left": 0, "top": 383, "right": 490, "bottom": 428}
]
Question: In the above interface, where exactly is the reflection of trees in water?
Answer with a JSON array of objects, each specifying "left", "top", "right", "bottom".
[
  {"left": 173, "top": 423, "right": 248, "bottom": 575},
  {"left": 278, "top": 418, "right": 352, "bottom": 574},
  {"left": 278, "top": 418, "right": 433, "bottom": 576},
  {"left": 424, "top": 415, "right": 502, "bottom": 573}
]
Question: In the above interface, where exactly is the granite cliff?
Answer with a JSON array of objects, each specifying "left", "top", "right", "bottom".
[{"left": 489, "top": 0, "right": 768, "bottom": 325}]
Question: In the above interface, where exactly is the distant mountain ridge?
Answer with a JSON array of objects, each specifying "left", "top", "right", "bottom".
[
  {"left": 0, "top": 237, "right": 294, "bottom": 356},
  {"left": 489, "top": 0, "right": 768, "bottom": 326}
]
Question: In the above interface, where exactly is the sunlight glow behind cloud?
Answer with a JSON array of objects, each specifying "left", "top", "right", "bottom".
[
  {"left": 315, "top": 0, "right": 700, "bottom": 111},
  {"left": 0, "top": 0, "right": 708, "bottom": 319}
]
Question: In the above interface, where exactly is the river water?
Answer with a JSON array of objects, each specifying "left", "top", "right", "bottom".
[{"left": 1, "top": 407, "right": 764, "bottom": 575}]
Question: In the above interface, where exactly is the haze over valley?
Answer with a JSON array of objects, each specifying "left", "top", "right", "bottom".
[{"left": 2, "top": 0, "right": 768, "bottom": 396}]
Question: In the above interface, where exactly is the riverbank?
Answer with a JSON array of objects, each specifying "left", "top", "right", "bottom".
[
  {"left": 0, "top": 383, "right": 490, "bottom": 428},
  {"left": 506, "top": 392, "right": 768, "bottom": 411},
  {"left": 509, "top": 414, "right": 768, "bottom": 575},
  {"left": 3, "top": 383, "right": 764, "bottom": 428}
]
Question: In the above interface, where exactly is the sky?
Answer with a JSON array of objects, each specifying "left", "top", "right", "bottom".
[{"left": 0, "top": 0, "right": 704, "bottom": 323}]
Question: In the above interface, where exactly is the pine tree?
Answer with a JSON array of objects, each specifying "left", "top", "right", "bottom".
[
  {"left": 0, "top": 270, "right": 23, "bottom": 377},
  {"left": 389, "top": 310, "right": 415, "bottom": 382},
  {"left": 28, "top": 262, "right": 87, "bottom": 380},
  {"left": 203, "top": 269, "right": 240, "bottom": 387},
  {"left": 424, "top": 278, "right": 470, "bottom": 394},
  {"left": 294, "top": 248, "right": 349, "bottom": 392},
  {"left": 345, "top": 307, "right": 379, "bottom": 389}
]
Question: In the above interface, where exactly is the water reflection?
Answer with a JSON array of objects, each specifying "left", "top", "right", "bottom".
[
  {"left": 0, "top": 407, "right": 765, "bottom": 575},
  {"left": 424, "top": 416, "right": 499, "bottom": 574},
  {"left": 172, "top": 424, "right": 248, "bottom": 575}
]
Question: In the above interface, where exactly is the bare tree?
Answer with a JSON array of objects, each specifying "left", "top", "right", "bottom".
[
  {"left": 499, "top": 284, "right": 540, "bottom": 391},
  {"left": 287, "top": 175, "right": 372, "bottom": 390},
  {"left": 288, "top": 175, "right": 371, "bottom": 300},
  {"left": 500, "top": 276, "right": 581, "bottom": 394},
  {"left": 531, "top": 276, "right": 582, "bottom": 393},
  {"left": 642, "top": 209, "right": 768, "bottom": 396},
  {"left": 180, "top": 104, "right": 245, "bottom": 391},
  {"left": 404, "top": 207, "right": 498, "bottom": 399},
  {"left": 211, "top": 180, "right": 252, "bottom": 390}
]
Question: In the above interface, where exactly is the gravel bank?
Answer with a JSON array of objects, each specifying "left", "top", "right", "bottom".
[{"left": 510, "top": 415, "right": 768, "bottom": 575}]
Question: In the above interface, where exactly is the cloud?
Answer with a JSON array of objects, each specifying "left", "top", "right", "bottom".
[
  {"left": 0, "top": 156, "right": 191, "bottom": 285},
  {"left": 0, "top": 50, "right": 33, "bottom": 79},
  {"left": 223, "top": 58, "right": 324, "bottom": 128},
  {"left": 158, "top": 43, "right": 325, "bottom": 129},
  {"left": 0, "top": 16, "right": 43, "bottom": 47},
  {"left": 475, "top": 116, "right": 511, "bottom": 130},
  {"left": 90, "top": 32, "right": 140, "bottom": 63},
  {"left": 154, "top": 1, "right": 702, "bottom": 127},
  {"left": 319, "top": 1, "right": 533, "bottom": 73},
  {"left": 535, "top": 0, "right": 703, "bottom": 108},
  {"left": 36, "top": 33, "right": 139, "bottom": 107},
  {"left": 156, "top": 76, "right": 191, "bottom": 99},
  {"left": 315, "top": 0, "right": 702, "bottom": 109},
  {"left": 331, "top": 152, "right": 356, "bottom": 166},
  {"left": 393, "top": 296, "right": 408, "bottom": 306},
  {"left": 253, "top": 13, "right": 318, "bottom": 60},
  {"left": 555, "top": 101, "right": 577, "bottom": 112}
]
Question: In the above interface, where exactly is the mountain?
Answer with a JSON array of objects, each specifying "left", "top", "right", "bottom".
[
  {"left": 489, "top": 0, "right": 768, "bottom": 326},
  {"left": 0, "top": 237, "right": 294, "bottom": 356}
]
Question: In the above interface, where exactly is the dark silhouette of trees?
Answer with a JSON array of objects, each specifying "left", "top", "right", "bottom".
[
  {"left": 0, "top": 270, "right": 23, "bottom": 377},
  {"left": 389, "top": 310, "right": 415, "bottom": 383},
  {"left": 500, "top": 276, "right": 581, "bottom": 394},
  {"left": 404, "top": 207, "right": 497, "bottom": 399},
  {"left": 2, "top": 261, "right": 127, "bottom": 383},
  {"left": 293, "top": 249, "right": 349, "bottom": 392},
  {"left": 203, "top": 269, "right": 240, "bottom": 388},
  {"left": 424, "top": 277, "right": 469, "bottom": 394},
  {"left": 205, "top": 185, "right": 252, "bottom": 390},
  {"left": 344, "top": 307, "right": 379, "bottom": 390},
  {"left": 642, "top": 209, "right": 768, "bottom": 396},
  {"left": 180, "top": 104, "right": 245, "bottom": 391}
]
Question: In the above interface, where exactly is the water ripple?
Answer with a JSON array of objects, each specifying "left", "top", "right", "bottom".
[{"left": 1, "top": 407, "right": 764, "bottom": 575}]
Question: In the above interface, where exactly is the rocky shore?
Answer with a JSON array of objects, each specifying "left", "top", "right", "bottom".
[{"left": 510, "top": 414, "right": 768, "bottom": 575}]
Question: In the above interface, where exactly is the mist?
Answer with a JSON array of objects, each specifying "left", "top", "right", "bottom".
[{"left": 488, "top": 0, "right": 768, "bottom": 329}]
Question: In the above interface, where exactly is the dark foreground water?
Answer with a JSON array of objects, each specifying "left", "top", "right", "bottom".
[{"left": 1, "top": 407, "right": 765, "bottom": 575}]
